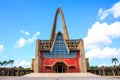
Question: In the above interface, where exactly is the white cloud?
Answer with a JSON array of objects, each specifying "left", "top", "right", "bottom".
[
  {"left": 15, "top": 31, "right": 40, "bottom": 48},
  {"left": 0, "top": 56, "right": 8, "bottom": 61},
  {"left": 86, "top": 47, "right": 120, "bottom": 59},
  {"left": 0, "top": 44, "right": 4, "bottom": 53},
  {"left": 84, "top": 21, "right": 120, "bottom": 59},
  {"left": 85, "top": 1, "right": 120, "bottom": 66},
  {"left": 15, "top": 38, "right": 26, "bottom": 48},
  {"left": 98, "top": 1, "right": 120, "bottom": 20},
  {"left": 20, "top": 30, "right": 30, "bottom": 35},
  {"left": 98, "top": 63, "right": 113, "bottom": 67},
  {"left": 27, "top": 31, "right": 40, "bottom": 43},
  {"left": 14, "top": 60, "right": 31, "bottom": 68},
  {"left": 98, "top": 8, "right": 109, "bottom": 20},
  {"left": 84, "top": 21, "right": 120, "bottom": 50}
]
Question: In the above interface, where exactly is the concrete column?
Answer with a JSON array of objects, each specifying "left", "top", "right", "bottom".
[
  {"left": 50, "top": 7, "right": 69, "bottom": 40},
  {"left": 102, "top": 69, "right": 105, "bottom": 76},
  {"left": 78, "top": 39, "right": 87, "bottom": 73},
  {"left": 112, "top": 69, "right": 115, "bottom": 76},
  {"left": 31, "top": 59, "right": 34, "bottom": 70},
  {"left": 34, "top": 39, "right": 41, "bottom": 73},
  {"left": 86, "top": 58, "right": 90, "bottom": 70}
]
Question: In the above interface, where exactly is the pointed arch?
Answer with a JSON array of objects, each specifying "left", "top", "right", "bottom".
[{"left": 50, "top": 7, "right": 69, "bottom": 40}]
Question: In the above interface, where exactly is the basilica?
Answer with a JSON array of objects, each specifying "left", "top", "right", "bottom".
[{"left": 31, "top": 7, "right": 88, "bottom": 73}]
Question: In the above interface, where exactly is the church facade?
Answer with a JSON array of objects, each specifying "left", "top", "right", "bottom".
[{"left": 31, "top": 8, "right": 88, "bottom": 73}]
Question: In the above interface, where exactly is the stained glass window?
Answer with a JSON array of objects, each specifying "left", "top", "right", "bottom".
[{"left": 44, "top": 32, "right": 76, "bottom": 58}]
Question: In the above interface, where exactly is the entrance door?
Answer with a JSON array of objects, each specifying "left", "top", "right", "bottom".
[
  {"left": 53, "top": 62, "right": 67, "bottom": 73},
  {"left": 58, "top": 63, "right": 62, "bottom": 73}
]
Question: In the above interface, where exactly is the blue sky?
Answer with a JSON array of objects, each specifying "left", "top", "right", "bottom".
[{"left": 0, "top": 0, "right": 120, "bottom": 68}]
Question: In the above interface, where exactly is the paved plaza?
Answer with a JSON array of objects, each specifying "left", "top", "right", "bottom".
[{"left": 0, "top": 73, "right": 120, "bottom": 80}]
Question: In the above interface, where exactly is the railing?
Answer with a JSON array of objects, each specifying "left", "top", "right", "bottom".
[
  {"left": 88, "top": 68, "right": 120, "bottom": 76},
  {"left": 0, "top": 68, "right": 33, "bottom": 76},
  {"left": 1, "top": 68, "right": 120, "bottom": 76}
]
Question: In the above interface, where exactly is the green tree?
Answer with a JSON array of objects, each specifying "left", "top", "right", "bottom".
[
  {"left": 2, "top": 60, "right": 8, "bottom": 67},
  {"left": 0, "top": 61, "right": 3, "bottom": 67},
  {"left": 90, "top": 66, "right": 98, "bottom": 70},
  {"left": 112, "top": 58, "right": 119, "bottom": 67},
  {"left": 8, "top": 60, "right": 14, "bottom": 67},
  {"left": 18, "top": 66, "right": 24, "bottom": 69}
]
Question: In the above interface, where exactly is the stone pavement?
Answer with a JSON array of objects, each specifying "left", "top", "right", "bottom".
[{"left": 0, "top": 73, "right": 120, "bottom": 80}]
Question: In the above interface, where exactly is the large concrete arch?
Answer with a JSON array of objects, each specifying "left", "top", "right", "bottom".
[{"left": 50, "top": 7, "right": 69, "bottom": 40}]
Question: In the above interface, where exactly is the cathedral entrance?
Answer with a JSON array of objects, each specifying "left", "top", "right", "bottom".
[{"left": 53, "top": 62, "right": 67, "bottom": 73}]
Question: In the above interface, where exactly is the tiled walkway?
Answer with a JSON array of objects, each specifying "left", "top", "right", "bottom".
[{"left": 0, "top": 73, "right": 120, "bottom": 80}]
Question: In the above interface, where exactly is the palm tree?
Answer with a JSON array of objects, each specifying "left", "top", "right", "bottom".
[
  {"left": 2, "top": 60, "right": 8, "bottom": 67},
  {"left": 0, "top": 61, "right": 3, "bottom": 67},
  {"left": 8, "top": 60, "right": 14, "bottom": 67},
  {"left": 112, "top": 58, "right": 119, "bottom": 67}
]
